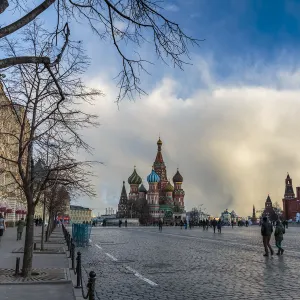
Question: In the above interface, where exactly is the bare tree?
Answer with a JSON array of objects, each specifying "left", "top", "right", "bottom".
[
  {"left": 0, "top": 0, "right": 198, "bottom": 100},
  {"left": 45, "top": 184, "right": 70, "bottom": 241},
  {"left": 0, "top": 22, "right": 100, "bottom": 277}
]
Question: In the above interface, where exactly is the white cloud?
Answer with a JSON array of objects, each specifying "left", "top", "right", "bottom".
[{"left": 77, "top": 56, "right": 300, "bottom": 218}]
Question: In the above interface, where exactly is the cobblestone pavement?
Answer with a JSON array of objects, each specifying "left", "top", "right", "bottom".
[{"left": 80, "top": 226, "right": 300, "bottom": 300}]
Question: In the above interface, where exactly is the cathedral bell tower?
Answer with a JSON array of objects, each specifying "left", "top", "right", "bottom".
[
  {"left": 153, "top": 137, "right": 168, "bottom": 203},
  {"left": 147, "top": 166, "right": 160, "bottom": 220},
  {"left": 173, "top": 168, "right": 185, "bottom": 212}
]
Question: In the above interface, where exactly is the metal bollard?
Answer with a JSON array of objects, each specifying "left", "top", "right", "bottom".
[
  {"left": 87, "top": 271, "right": 96, "bottom": 300},
  {"left": 76, "top": 252, "right": 81, "bottom": 288},
  {"left": 69, "top": 238, "right": 73, "bottom": 258},
  {"left": 15, "top": 257, "right": 20, "bottom": 276},
  {"left": 67, "top": 234, "right": 70, "bottom": 251},
  {"left": 71, "top": 243, "right": 75, "bottom": 270}
]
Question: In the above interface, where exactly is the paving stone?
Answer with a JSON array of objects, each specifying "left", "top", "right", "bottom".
[{"left": 79, "top": 226, "right": 300, "bottom": 299}]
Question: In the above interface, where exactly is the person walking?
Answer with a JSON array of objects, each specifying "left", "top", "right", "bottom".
[
  {"left": 261, "top": 217, "right": 274, "bottom": 257},
  {"left": 274, "top": 220, "right": 285, "bottom": 255},
  {"left": 217, "top": 219, "right": 222, "bottom": 233},
  {"left": 125, "top": 219, "right": 128, "bottom": 228},
  {"left": 158, "top": 219, "right": 163, "bottom": 232},
  {"left": 16, "top": 217, "right": 26, "bottom": 241},
  {"left": 212, "top": 218, "right": 217, "bottom": 233},
  {"left": 0, "top": 213, "right": 6, "bottom": 242},
  {"left": 184, "top": 219, "right": 187, "bottom": 230},
  {"left": 180, "top": 220, "right": 183, "bottom": 229}
]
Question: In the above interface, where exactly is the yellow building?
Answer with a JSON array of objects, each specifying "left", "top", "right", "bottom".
[
  {"left": 0, "top": 82, "right": 29, "bottom": 224},
  {"left": 70, "top": 205, "right": 92, "bottom": 223}
]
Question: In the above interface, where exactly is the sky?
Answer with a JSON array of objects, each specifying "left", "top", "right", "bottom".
[{"left": 3, "top": 0, "right": 300, "bottom": 217}]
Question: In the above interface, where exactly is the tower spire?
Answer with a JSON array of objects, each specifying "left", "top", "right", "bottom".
[{"left": 284, "top": 172, "right": 295, "bottom": 199}]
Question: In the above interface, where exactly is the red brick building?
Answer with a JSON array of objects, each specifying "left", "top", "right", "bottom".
[{"left": 282, "top": 173, "right": 300, "bottom": 221}]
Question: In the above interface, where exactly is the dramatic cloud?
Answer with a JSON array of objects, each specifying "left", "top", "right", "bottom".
[{"left": 76, "top": 56, "right": 300, "bottom": 218}]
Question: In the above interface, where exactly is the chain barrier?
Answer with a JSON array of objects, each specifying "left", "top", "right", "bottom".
[{"left": 62, "top": 224, "right": 96, "bottom": 300}]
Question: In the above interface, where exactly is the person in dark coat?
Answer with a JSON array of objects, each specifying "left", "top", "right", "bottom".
[
  {"left": 17, "top": 218, "right": 26, "bottom": 241},
  {"left": 261, "top": 217, "right": 274, "bottom": 256},
  {"left": 158, "top": 219, "right": 163, "bottom": 232},
  {"left": 212, "top": 218, "right": 217, "bottom": 233},
  {"left": 217, "top": 219, "right": 222, "bottom": 233},
  {"left": 180, "top": 220, "right": 183, "bottom": 229}
]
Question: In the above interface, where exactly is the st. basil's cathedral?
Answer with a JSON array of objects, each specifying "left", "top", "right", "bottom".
[{"left": 117, "top": 138, "right": 185, "bottom": 223}]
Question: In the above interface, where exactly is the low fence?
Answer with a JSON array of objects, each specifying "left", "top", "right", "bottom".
[
  {"left": 62, "top": 224, "right": 96, "bottom": 300},
  {"left": 72, "top": 223, "right": 92, "bottom": 247}
]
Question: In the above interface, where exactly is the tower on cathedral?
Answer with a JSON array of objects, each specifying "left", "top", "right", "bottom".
[{"left": 117, "top": 181, "right": 128, "bottom": 218}]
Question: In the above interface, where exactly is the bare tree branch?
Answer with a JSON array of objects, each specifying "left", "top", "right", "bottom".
[
  {"left": 0, "top": 0, "right": 8, "bottom": 14},
  {"left": 0, "top": 0, "right": 55, "bottom": 38},
  {"left": 0, "top": 56, "right": 50, "bottom": 69}
]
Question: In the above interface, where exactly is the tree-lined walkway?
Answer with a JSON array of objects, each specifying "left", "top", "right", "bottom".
[{"left": 0, "top": 226, "right": 74, "bottom": 300}]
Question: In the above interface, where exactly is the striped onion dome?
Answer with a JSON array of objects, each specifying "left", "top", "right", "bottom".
[
  {"left": 128, "top": 167, "right": 142, "bottom": 185},
  {"left": 173, "top": 168, "right": 183, "bottom": 183},
  {"left": 138, "top": 183, "right": 148, "bottom": 193},
  {"left": 147, "top": 167, "right": 160, "bottom": 183},
  {"left": 164, "top": 181, "right": 174, "bottom": 192}
]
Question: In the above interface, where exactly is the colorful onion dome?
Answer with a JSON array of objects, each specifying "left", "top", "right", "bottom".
[
  {"left": 157, "top": 137, "right": 162, "bottom": 145},
  {"left": 173, "top": 168, "right": 183, "bottom": 183},
  {"left": 164, "top": 181, "right": 174, "bottom": 192},
  {"left": 147, "top": 167, "right": 160, "bottom": 183},
  {"left": 128, "top": 166, "right": 142, "bottom": 185},
  {"left": 138, "top": 183, "right": 148, "bottom": 193}
]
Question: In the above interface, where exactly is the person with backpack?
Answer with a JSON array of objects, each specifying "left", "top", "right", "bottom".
[
  {"left": 0, "top": 213, "right": 6, "bottom": 241},
  {"left": 274, "top": 220, "right": 285, "bottom": 255}
]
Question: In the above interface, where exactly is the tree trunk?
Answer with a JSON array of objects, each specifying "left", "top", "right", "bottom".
[
  {"left": 46, "top": 213, "right": 51, "bottom": 241},
  {"left": 22, "top": 203, "right": 35, "bottom": 277},
  {"left": 41, "top": 197, "right": 46, "bottom": 250}
]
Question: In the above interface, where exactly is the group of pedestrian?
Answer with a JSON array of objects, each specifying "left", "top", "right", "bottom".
[
  {"left": 34, "top": 218, "right": 43, "bottom": 226},
  {"left": 211, "top": 218, "right": 222, "bottom": 233},
  {"left": 261, "top": 217, "right": 285, "bottom": 256},
  {"left": 118, "top": 219, "right": 128, "bottom": 227}
]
